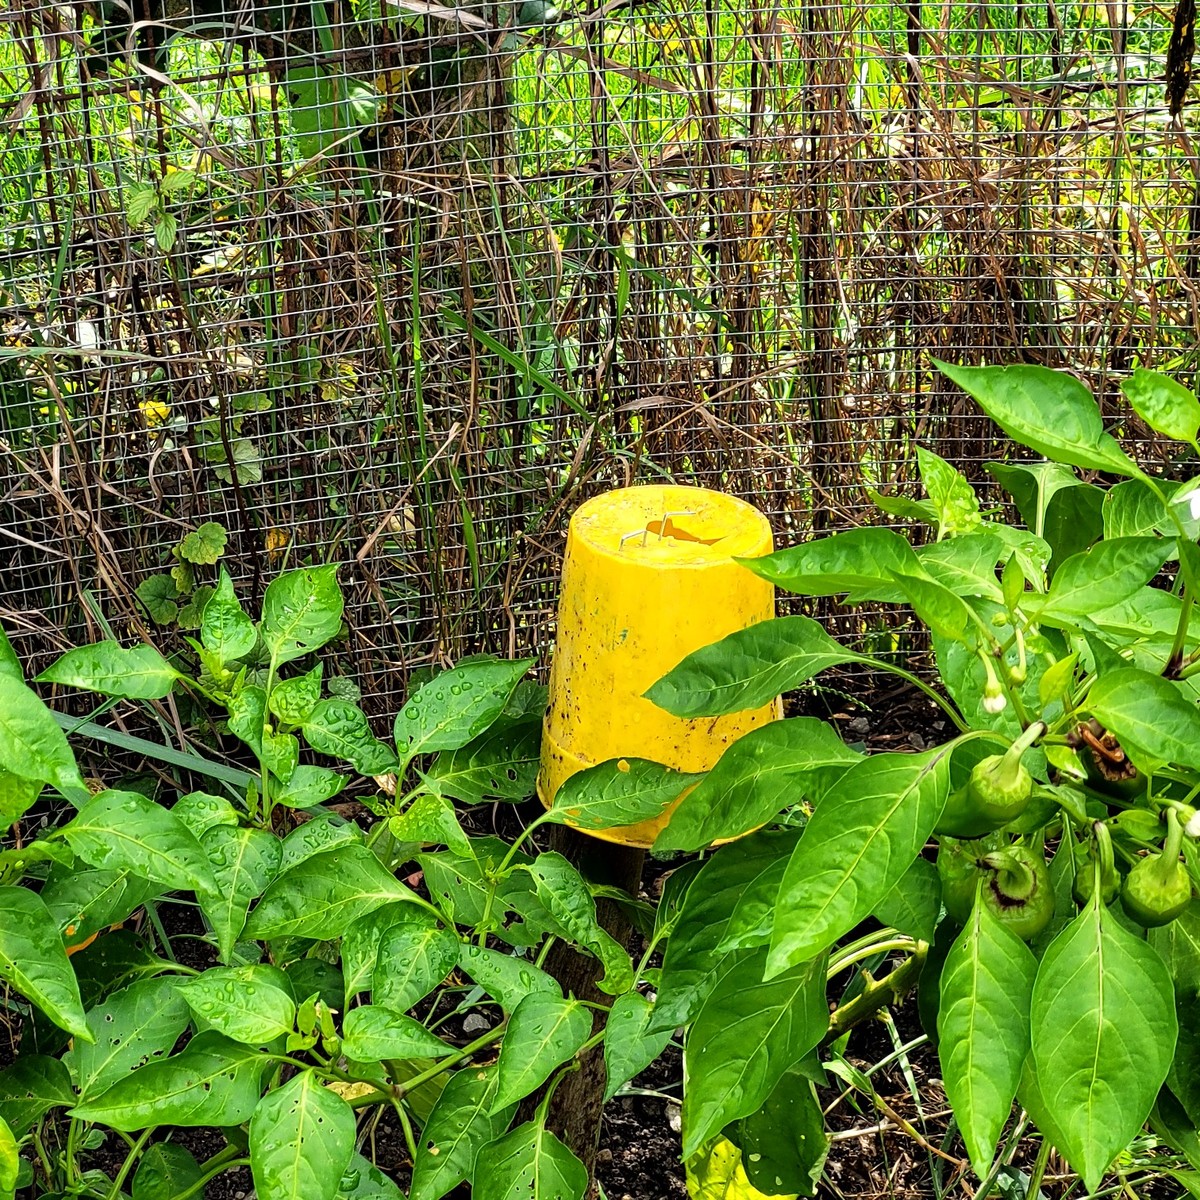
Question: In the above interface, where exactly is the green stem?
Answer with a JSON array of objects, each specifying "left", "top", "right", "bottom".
[
  {"left": 827, "top": 938, "right": 917, "bottom": 977},
  {"left": 1025, "top": 1133, "right": 1053, "bottom": 1200},
  {"left": 105, "top": 1128, "right": 156, "bottom": 1200},
  {"left": 395, "top": 1024, "right": 508, "bottom": 1099},
  {"left": 822, "top": 943, "right": 928, "bottom": 1045},
  {"left": 167, "top": 1158, "right": 252, "bottom": 1200}
]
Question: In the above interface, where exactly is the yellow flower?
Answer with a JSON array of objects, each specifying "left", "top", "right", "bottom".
[{"left": 140, "top": 399, "right": 171, "bottom": 427}]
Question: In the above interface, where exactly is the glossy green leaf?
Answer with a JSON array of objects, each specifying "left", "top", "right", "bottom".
[
  {"left": 917, "top": 445, "right": 983, "bottom": 536},
  {"left": 458, "top": 943, "right": 561, "bottom": 1012},
  {"left": 1028, "top": 538, "right": 1173, "bottom": 625},
  {"left": 0, "top": 1056, "right": 75, "bottom": 1134},
  {"left": 61, "top": 791, "right": 216, "bottom": 895},
  {"left": 938, "top": 898, "right": 1037, "bottom": 1176},
  {"left": 178, "top": 966, "right": 296, "bottom": 1043},
  {"left": 737, "top": 1069, "right": 829, "bottom": 1197},
  {"left": 934, "top": 360, "right": 1139, "bottom": 475},
  {"left": 646, "top": 615, "right": 862, "bottom": 717},
  {"left": 336, "top": 1153, "right": 406, "bottom": 1200},
  {"left": 0, "top": 885, "right": 89, "bottom": 1040},
  {"left": 70, "top": 977, "right": 191, "bottom": 1099},
  {"left": 71, "top": 1031, "right": 266, "bottom": 1130},
  {"left": 262, "top": 728, "right": 299, "bottom": 783},
  {"left": 603, "top": 992, "right": 671, "bottom": 1102},
  {"left": 388, "top": 791, "right": 472, "bottom": 856},
  {"left": 0, "top": 770, "right": 40, "bottom": 827},
  {"left": 395, "top": 658, "right": 534, "bottom": 762},
  {"left": 0, "top": 631, "right": 20, "bottom": 682},
  {"left": 768, "top": 746, "right": 951, "bottom": 975},
  {"left": 228, "top": 684, "right": 267, "bottom": 755},
  {"left": 0, "top": 1115, "right": 14, "bottom": 1198},
  {"left": 1122, "top": 368, "right": 1200, "bottom": 445},
  {"left": 341, "top": 904, "right": 411, "bottom": 1001},
  {"left": 546, "top": 758, "right": 701, "bottom": 834},
  {"left": 246, "top": 844, "right": 414, "bottom": 941},
  {"left": 269, "top": 663, "right": 323, "bottom": 725},
  {"left": 891, "top": 570, "right": 980, "bottom": 646},
  {"left": 202, "top": 825, "right": 282, "bottom": 961},
  {"left": 739, "top": 527, "right": 922, "bottom": 602},
  {"left": 425, "top": 721, "right": 541, "bottom": 804},
  {"left": 41, "top": 868, "right": 157, "bottom": 948},
  {"left": 342, "top": 1006, "right": 453, "bottom": 1061},
  {"left": 1030, "top": 900, "right": 1177, "bottom": 1190},
  {"left": 655, "top": 718, "right": 860, "bottom": 853},
  {"left": 132, "top": 1143, "right": 202, "bottom": 1200},
  {"left": 372, "top": 911, "right": 459, "bottom": 1011},
  {"left": 260, "top": 566, "right": 344, "bottom": 665},
  {"left": 491, "top": 994, "right": 592, "bottom": 1111},
  {"left": 409, "top": 1064, "right": 516, "bottom": 1200},
  {"left": 278, "top": 814, "right": 359, "bottom": 872},
  {"left": 474, "top": 1121, "right": 586, "bottom": 1200},
  {"left": 0, "top": 674, "right": 85, "bottom": 795},
  {"left": 718, "top": 828, "right": 804, "bottom": 953},
  {"left": 682, "top": 947, "right": 828, "bottom": 1156},
  {"left": 201, "top": 569, "right": 257, "bottom": 663},
  {"left": 868, "top": 487, "right": 940, "bottom": 525},
  {"left": 250, "top": 1068, "right": 355, "bottom": 1200},
  {"left": 171, "top": 791, "right": 238, "bottom": 837},
  {"left": 302, "top": 700, "right": 398, "bottom": 775},
  {"left": 1102, "top": 479, "right": 1173, "bottom": 541},
  {"left": 916, "top": 533, "right": 1005, "bottom": 601},
  {"left": 523, "top": 854, "right": 633, "bottom": 995},
  {"left": 1150, "top": 899, "right": 1200, "bottom": 995},
  {"left": 275, "top": 764, "right": 347, "bottom": 810},
  {"left": 871, "top": 856, "right": 941, "bottom": 944},
  {"left": 1087, "top": 668, "right": 1200, "bottom": 772},
  {"left": 654, "top": 831, "right": 797, "bottom": 1032},
  {"left": 37, "top": 642, "right": 178, "bottom": 700}
]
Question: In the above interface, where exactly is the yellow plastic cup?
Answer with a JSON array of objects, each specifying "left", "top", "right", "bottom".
[{"left": 538, "top": 484, "right": 781, "bottom": 848}]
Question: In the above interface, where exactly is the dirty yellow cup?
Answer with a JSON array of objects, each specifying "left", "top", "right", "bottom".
[{"left": 538, "top": 484, "right": 781, "bottom": 848}]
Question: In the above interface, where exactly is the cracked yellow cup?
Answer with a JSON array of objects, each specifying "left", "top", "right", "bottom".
[{"left": 538, "top": 484, "right": 781, "bottom": 847}]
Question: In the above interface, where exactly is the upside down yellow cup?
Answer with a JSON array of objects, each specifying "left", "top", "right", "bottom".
[{"left": 538, "top": 485, "right": 781, "bottom": 848}]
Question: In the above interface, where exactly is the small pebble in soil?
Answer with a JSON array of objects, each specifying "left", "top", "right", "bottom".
[{"left": 462, "top": 1013, "right": 490, "bottom": 1033}]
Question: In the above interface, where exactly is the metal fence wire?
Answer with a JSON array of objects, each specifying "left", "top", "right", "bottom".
[{"left": 1, "top": 0, "right": 1197, "bottom": 717}]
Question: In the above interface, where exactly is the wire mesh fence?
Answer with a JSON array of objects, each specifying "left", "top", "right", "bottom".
[{"left": 2, "top": 0, "right": 1197, "bottom": 717}]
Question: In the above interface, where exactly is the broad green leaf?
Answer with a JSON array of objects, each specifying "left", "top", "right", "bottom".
[
  {"left": 917, "top": 445, "right": 982, "bottom": 537},
  {"left": 768, "top": 746, "right": 951, "bottom": 975},
  {"left": 523, "top": 854, "right": 633, "bottom": 994},
  {"left": 473, "top": 1121, "right": 587, "bottom": 1200},
  {"left": 372, "top": 911, "right": 459, "bottom": 1011},
  {"left": 868, "top": 487, "right": 940, "bottom": 525},
  {"left": 245, "top": 844, "right": 415, "bottom": 941},
  {"left": 719, "top": 829, "right": 804, "bottom": 953},
  {"left": 250, "top": 1069, "right": 355, "bottom": 1200},
  {"left": 602, "top": 992, "right": 671, "bottom": 1102},
  {"left": 1040, "top": 482, "right": 1106, "bottom": 572},
  {"left": 201, "top": 570, "right": 257, "bottom": 663},
  {"left": 171, "top": 791, "right": 238, "bottom": 837},
  {"left": 425, "top": 721, "right": 541, "bottom": 804},
  {"left": 987, "top": 461, "right": 1083, "bottom": 531},
  {"left": 1122, "top": 368, "right": 1200, "bottom": 445},
  {"left": 202, "top": 825, "right": 282, "bottom": 961},
  {"left": 1028, "top": 538, "right": 1173, "bottom": 625},
  {"left": 1102, "top": 479, "right": 1177, "bottom": 541},
  {"left": 655, "top": 719, "right": 861, "bottom": 853},
  {"left": 871, "top": 856, "right": 940, "bottom": 943},
  {"left": 0, "top": 770, "right": 40, "bottom": 827},
  {"left": 37, "top": 642, "right": 178, "bottom": 700},
  {"left": 737, "top": 1069, "right": 829, "bottom": 1197},
  {"left": 262, "top": 728, "right": 299, "bottom": 784},
  {"left": 1087, "top": 668, "right": 1200, "bottom": 772},
  {"left": 61, "top": 791, "right": 216, "bottom": 895},
  {"left": 0, "top": 886, "right": 89, "bottom": 1040},
  {"left": 682, "top": 947, "right": 828, "bottom": 1156},
  {"left": 0, "top": 674, "right": 85, "bottom": 794},
  {"left": 490, "top": 994, "right": 592, "bottom": 1111},
  {"left": 0, "top": 1056, "right": 74, "bottom": 1134},
  {"left": 1169, "top": 994, "right": 1200, "bottom": 1127},
  {"left": 303, "top": 700, "right": 399, "bottom": 775},
  {"left": 395, "top": 658, "right": 534, "bottom": 762},
  {"left": 0, "top": 1116, "right": 14, "bottom": 1197},
  {"left": 260, "top": 566, "right": 344, "bottom": 665},
  {"left": 132, "top": 1144, "right": 202, "bottom": 1200},
  {"left": 228, "top": 684, "right": 267, "bottom": 755},
  {"left": 341, "top": 904, "right": 412, "bottom": 1001},
  {"left": 916, "top": 533, "right": 1005, "bottom": 601},
  {"left": 177, "top": 967, "right": 296, "bottom": 1043},
  {"left": 935, "top": 361, "right": 1139, "bottom": 475},
  {"left": 654, "top": 831, "right": 798, "bottom": 1031},
  {"left": 275, "top": 764, "right": 347, "bottom": 810},
  {"left": 42, "top": 868, "right": 157, "bottom": 949},
  {"left": 178, "top": 521, "right": 227, "bottom": 565},
  {"left": 545, "top": 759, "right": 702, "bottom": 834},
  {"left": 389, "top": 792, "right": 472, "bottom": 856},
  {"left": 71, "top": 1031, "right": 266, "bottom": 1130},
  {"left": 1150, "top": 899, "right": 1200, "bottom": 995},
  {"left": 409, "top": 1064, "right": 515, "bottom": 1200},
  {"left": 646, "top": 616, "right": 862, "bottom": 717},
  {"left": 1152, "top": 1091, "right": 1200, "bottom": 1174},
  {"left": 0, "top": 631, "right": 20, "bottom": 682},
  {"left": 278, "top": 814, "right": 360, "bottom": 872},
  {"left": 738, "top": 527, "right": 922, "bottom": 603},
  {"left": 938, "top": 900, "right": 1037, "bottom": 1176},
  {"left": 269, "top": 664, "right": 323, "bottom": 725},
  {"left": 336, "top": 1153, "right": 406, "bottom": 1200},
  {"left": 458, "top": 943, "right": 561, "bottom": 1012},
  {"left": 1030, "top": 901, "right": 1177, "bottom": 1190},
  {"left": 341, "top": 1006, "right": 453, "bottom": 1061},
  {"left": 891, "top": 571, "right": 980, "bottom": 646},
  {"left": 136, "top": 574, "right": 180, "bottom": 624},
  {"left": 69, "top": 977, "right": 191, "bottom": 1099}
]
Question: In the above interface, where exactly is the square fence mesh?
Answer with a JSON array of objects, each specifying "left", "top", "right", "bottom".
[{"left": 1, "top": 0, "right": 1196, "bottom": 717}]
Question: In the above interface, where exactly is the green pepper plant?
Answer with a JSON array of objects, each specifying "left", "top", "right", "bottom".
[
  {"left": 611, "top": 361, "right": 1200, "bottom": 1194},
  {"left": 0, "top": 567, "right": 697, "bottom": 1200}
]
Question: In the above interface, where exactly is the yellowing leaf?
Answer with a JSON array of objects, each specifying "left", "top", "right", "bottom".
[{"left": 686, "top": 1138, "right": 798, "bottom": 1200}]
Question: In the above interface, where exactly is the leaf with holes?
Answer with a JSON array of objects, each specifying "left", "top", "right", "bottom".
[
  {"left": 545, "top": 759, "right": 702, "bottom": 835},
  {"left": 425, "top": 720, "right": 541, "bottom": 805},
  {"left": 132, "top": 1144, "right": 202, "bottom": 1200},
  {"left": 260, "top": 566, "right": 344, "bottom": 665},
  {"left": 177, "top": 966, "right": 296, "bottom": 1044},
  {"left": 473, "top": 1121, "right": 587, "bottom": 1200}
]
